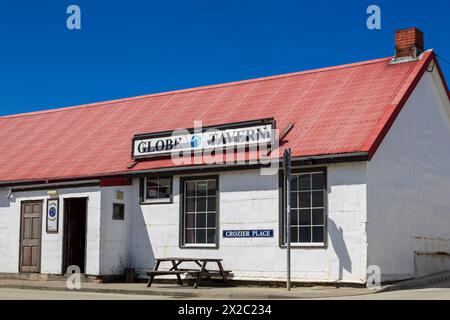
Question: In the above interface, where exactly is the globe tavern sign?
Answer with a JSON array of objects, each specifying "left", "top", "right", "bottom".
[{"left": 132, "top": 118, "right": 275, "bottom": 159}]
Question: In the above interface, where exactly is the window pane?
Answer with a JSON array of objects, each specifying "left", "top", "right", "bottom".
[
  {"left": 283, "top": 171, "right": 326, "bottom": 245},
  {"left": 312, "top": 173, "right": 324, "bottom": 190},
  {"left": 159, "top": 178, "right": 170, "bottom": 187},
  {"left": 185, "top": 229, "right": 195, "bottom": 244},
  {"left": 197, "top": 213, "right": 206, "bottom": 228},
  {"left": 146, "top": 179, "right": 158, "bottom": 188},
  {"left": 186, "top": 198, "right": 195, "bottom": 213},
  {"left": 299, "top": 192, "right": 311, "bottom": 208},
  {"left": 299, "top": 209, "right": 311, "bottom": 226},
  {"left": 196, "top": 229, "right": 206, "bottom": 243},
  {"left": 312, "top": 208, "right": 324, "bottom": 225},
  {"left": 158, "top": 186, "right": 170, "bottom": 198},
  {"left": 186, "top": 182, "right": 195, "bottom": 197},
  {"left": 291, "top": 192, "right": 298, "bottom": 209},
  {"left": 207, "top": 213, "right": 216, "bottom": 227},
  {"left": 145, "top": 177, "right": 172, "bottom": 200},
  {"left": 207, "top": 197, "right": 216, "bottom": 212},
  {"left": 290, "top": 226, "right": 298, "bottom": 243},
  {"left": 312, "top": 226, "right": 324, "bottom": 242},
  {"left": 185, "top": 214, "right": 195, "bottom": 228},
  {"left": 312, "top": 191, "right": 323, "bottom": 207},
  {"left": 299, "top": 175, "right": 310, "bottom": 190},
  {"left": 197, "top": 197, "right": 207, "bottom": 212},
  {"left": 183, "top": 178, "right": 218, "bottom": 246},
  {"left": 290, "top": 209, "right": 298, "bottom": 226},
  {"left": 207, "top": 180, "right": 217, "bottom": 195},
  {"left": 197, "top": 182, "right": 208, "bottom": 196},
  {"left": 290, "top": 176, "right": 298, "bottom": 191},
  {"left": 299, "top": 227, "right": 311, "bottom": 242},
  {"left": 146, "top": 187, "right": 158, "bottom": 199},
  {"left": 207, "top": 229, "right": 216, "bottom": 244}
]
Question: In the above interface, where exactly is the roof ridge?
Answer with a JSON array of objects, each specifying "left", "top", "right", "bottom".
[{"left": 0, "top": 56, "right": 393, "bottom": 120}]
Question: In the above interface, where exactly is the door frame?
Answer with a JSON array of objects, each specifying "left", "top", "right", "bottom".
[
  {"left": 19, "top": 200, "right": 43, "bottom": 273},
  {"left": 61, "top": 197, "right": 88, "bottom": 274}
]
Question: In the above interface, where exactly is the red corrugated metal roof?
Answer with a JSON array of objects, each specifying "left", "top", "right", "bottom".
[{"left": 0, "top": 50, "right": 438, "bottom": 183}]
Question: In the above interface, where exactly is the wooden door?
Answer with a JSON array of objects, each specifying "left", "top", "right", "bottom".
[{"left": 20, "top": 201, "right": 42, "bottom": 273}]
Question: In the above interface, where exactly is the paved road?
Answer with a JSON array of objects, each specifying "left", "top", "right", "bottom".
[
  {"left": 0, "top": 288, "right": 176, "bottom": 300},
  {"left": 320, "top": 280, "right": 450, "bottom": 300},
  {"left": 2, "top": 280, "right": 450, "bottom": 299}
]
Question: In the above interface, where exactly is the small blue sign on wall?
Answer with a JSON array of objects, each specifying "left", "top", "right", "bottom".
[{"left": 223, "top": 229, "right": 274, "bottom": 238}]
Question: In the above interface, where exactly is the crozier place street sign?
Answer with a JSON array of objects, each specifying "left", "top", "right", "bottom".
[
  {"left": 132, "top": 118, "right": 275, "bottom": 159},
  {"left": 222, "top": 229, "right": 274, "bottom": 238}
]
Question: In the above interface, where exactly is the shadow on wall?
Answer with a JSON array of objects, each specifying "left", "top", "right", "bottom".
[
  {"left": 328, "top": 219, "right": 352, "bottom": 280},
  {"left": 133, "top": 204, "right": 155, "bottom": 278}
]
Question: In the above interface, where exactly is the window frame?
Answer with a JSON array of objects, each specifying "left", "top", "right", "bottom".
[
  {"left": 141, "top": 176, "right": 173, "bottom": 204},
  {"left": 279, "top": 166, "right": 328, "bottom": 248},
  {"left": 179, "top": 175, "right": 220, "bottom": 249}
]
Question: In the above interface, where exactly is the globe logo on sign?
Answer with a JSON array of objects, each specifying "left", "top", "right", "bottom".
[
  {"left": 191, "top": 135, "right": 201, "bottom": 148},
  {"left": 49, "top": 207, "right": 57, "bottom": 219}
]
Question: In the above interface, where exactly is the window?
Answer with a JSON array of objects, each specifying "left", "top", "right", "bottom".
[
  {"left": 281, "top": 168, "right": 327, "bottom": 245},
  {"left": 143, "top": 176, "right": 172, "bottom": 203},
  {"left": 181, "top": 177, "right": 218, "bottom": 247},
  {"left": 112, "top": 203, "right": 125, "bottom": 220}
]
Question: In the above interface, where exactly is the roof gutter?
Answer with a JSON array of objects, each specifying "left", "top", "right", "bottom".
[
  {"left": 6, "top": 179, "right": 100, "bottom": 192},
  {"left": 291, "top": 152, "right": 368, "bottom": 165},
  {"left": 107, "top": 152, "right": 369, "bottom": 176}
]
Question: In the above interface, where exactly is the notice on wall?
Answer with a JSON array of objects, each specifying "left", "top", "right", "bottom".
[
  {"left": 223, "top": 229, "right": 274, "bottom": 238},
  {"left": 46, "top": 198, "right": 59, "bottom": 233}
]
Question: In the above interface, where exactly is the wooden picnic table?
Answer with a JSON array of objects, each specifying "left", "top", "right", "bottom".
[{"left": 147, "top": 257, "right": 230, "bottom": 288}]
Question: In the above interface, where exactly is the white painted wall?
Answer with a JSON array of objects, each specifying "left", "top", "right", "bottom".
[
  {"left": 131, "top": 165, "right": 368, "bottom": 284},
  {"left": 0, "top": 189, "right": 17, "bottom": 274},
  {"left": 0, "top": 165, "right": 368, "bottom": 283},
  {"left": 99, "top": 186, "right": 133, "bottom": 275},
  {"left": 367, "top": 65, "right": 450, "bottom": 282},
  {"left": 0, "top": 186, "right": 101, "bottom": 275}
]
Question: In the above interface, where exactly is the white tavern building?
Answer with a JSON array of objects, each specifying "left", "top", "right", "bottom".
[{"left": 1, "top": 28, "right": 450, "bottom": 285}]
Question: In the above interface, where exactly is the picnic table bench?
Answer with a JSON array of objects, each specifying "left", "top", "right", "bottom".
[{"left": 147, "top": 257, "right": 231, "bottom": 288}]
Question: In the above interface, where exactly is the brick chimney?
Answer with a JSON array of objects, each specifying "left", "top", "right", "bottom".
[{"left": 394, "top": 27, "right": 424, "bottom": 60}]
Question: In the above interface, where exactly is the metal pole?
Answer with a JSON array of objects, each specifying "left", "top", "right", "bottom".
[{"left": 284, "top": 148, "right": 292, "bottom": 291}]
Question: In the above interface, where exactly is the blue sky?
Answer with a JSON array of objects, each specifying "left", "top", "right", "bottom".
[{"left": 0, "top": 0, "right": 449, "bottom": 116}]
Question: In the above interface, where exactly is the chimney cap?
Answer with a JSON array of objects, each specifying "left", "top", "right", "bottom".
[{"left": 394, "top": 27, "right": 424, "bottom": 61}]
